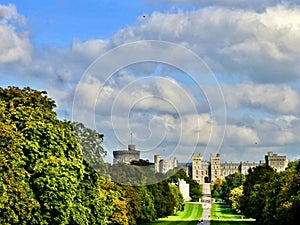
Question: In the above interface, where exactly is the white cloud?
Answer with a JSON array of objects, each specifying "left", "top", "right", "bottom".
[
  {"left": 254, "top": 115, "right": 300, "bottom": 146},
  {"left": 112, "top": 4, "right": 300, "bottom": 83},
  {"left": 71, "top": 39, "right": 110, "bottom": 60},
  {"left": 223, "top": 82, "right": 300, "bottom": 114},
  {"left": 152, "top": 0, "right": 295, "bottom": 11},
  {"left": 0, "top": 4, "right": 31, "bottom": 64},
  {"left": 1, "top": 3, "right": 300, "bottom": 163},
  {"left": 224, "top": 125, "right": 260, "bottom": 146},
  {"left": 91, "top": 75, "right": 199, "bottom": 116}
]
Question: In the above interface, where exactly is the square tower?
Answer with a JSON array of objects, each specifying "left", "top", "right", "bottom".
[
  {"left": 192, "top": 154, "right": 202, "bottom": 183},
  {"left": 210, "top": 153, "right": 221, "bottom": 182}
]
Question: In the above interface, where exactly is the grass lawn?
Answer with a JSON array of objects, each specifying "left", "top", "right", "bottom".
[
  {"left": 211, "top": 203, "right": 257, "bottom": 225},
  {"left": 142, "top": 203, "right": 203, "bottom": 225}
]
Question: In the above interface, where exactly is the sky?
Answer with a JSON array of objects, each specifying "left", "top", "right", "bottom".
[{"left": 1, "top": 0, "right": 300, "bottom": 164}]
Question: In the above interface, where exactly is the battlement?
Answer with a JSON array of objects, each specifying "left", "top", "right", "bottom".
[{"left": 192, "top": 151, "right": 288, "bottom": 184}]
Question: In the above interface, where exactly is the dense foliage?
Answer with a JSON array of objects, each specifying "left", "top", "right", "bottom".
[
  {"left": 0, "top": 87, "right": 184, "bottom": 225},
  {"left": 106, "top": 161, "right": 185, "bottom": 224},
  {"left": 71, "top": 121, "right": 106, "bottom": 172},
  {"left": 211, "top": 162, "right": 300, "bottom": 225},
  {"left": 212, "top": 172, "right": 244, "bottom": 201},
  {"left": 241, "top": 163, "right": 300, "bottom": 225}
]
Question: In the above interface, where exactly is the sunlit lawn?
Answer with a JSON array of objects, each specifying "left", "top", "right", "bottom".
[
  {"left": 142, "top": 202, "right": 203, "bottom": 225},
  {"left": 211, "top": 203, "right": 257, "bottom": 225}
]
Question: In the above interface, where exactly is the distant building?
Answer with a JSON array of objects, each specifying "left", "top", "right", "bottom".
[
  {"left": 178, "top": 179, "right": 190, "bottom": 202},
  {"left": 113, "top": 145, "right": 140, "bottom": 164},
  {"left": 191, "top": 151, "right": 288, "bottom": 184},
  {"left": 154, "top": 155, "right": 178, "bottom": 173},
  {"left": 265, "top": 151, "right": 288, "bottom": 172}
]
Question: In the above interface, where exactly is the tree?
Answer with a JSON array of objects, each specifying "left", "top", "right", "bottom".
[
  {"left": 240, "top": 165, "right": 275, "bottom": 222},
  {"left": 0, "top": 87, "right": 121, "bottom": 224},
  {"left": 263, "top": 166, "right": 300, "bottom": 225},
  {"left": 135, "top": 186, "right": 157, "bottom": 224},
  {"left": 221, "top": 172, "right": 244, "bottom": 201},
  {"left": 72, "top": 122, "right": 106, "bottom": 172},
  {"left": 121, "top": 185, "right": 142, "bottom": 225},
  {"left": 229, "top": 186, "right": 243, "bottom": 213},
  {"left": 211, "top": 177, "right": 225, "bottom": 199}
]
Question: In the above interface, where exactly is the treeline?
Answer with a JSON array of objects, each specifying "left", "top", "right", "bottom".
[
  {"left": 0, "top": 87, "right": 184, "bottom": 225},
  {"left": 212, "top": 162, "right": 300, "bottom": 225}
]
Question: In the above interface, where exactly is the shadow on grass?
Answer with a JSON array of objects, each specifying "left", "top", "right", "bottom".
[
  {"left": 211, "top": 221, "right": 258, "bottom": 225},
  {"left": 142, "top": 219, "right": 200, "bottom": 225},
  {"left": 211, "top": 203, "right": 260, "bottom": 225}
]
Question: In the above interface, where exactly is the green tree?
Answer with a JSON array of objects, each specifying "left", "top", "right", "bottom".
[
  {"left": 135, "top": 186, "right": 157, "bottom": 224},
  {"left": 0, "top": 87, "right": 85, "bottom": 224},
  {"left": 211, "top": 177, "right": 225, "bottom": 199},
  {"left": 263, "top": 164, "right": 300, "bottom": 225},
  {"left": 220, "top": 172, "right": 244, "bottom": 201},
  {"left": 0, "top": 87, "right": 122, "bottom": 224},
  {"left": 228, "top": 186, "right": 243, "bottom": 213},
  {"left": 71, "top": 122, "right": 106, "bottom": 172},
  {"left": 0, "top": 120, "right": 40, "bottom": 224},
  {"left": 240, "top": 165, "right": 275, "bottom": 223},
  {"left": 122, "top": 185, "right": 142, "bottom": 225}
]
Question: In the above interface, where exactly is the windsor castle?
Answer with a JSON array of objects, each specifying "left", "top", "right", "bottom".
[
  {"left": 113, "top": 146, "right": 288, "bottom": 184},
  {"left": 190, "top": 151, "right": 288, "bottom": 184}
]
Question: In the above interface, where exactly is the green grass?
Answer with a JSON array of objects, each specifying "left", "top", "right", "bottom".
[
  {"left": 211, "top": 203, "right": 257, "bottom": 225},
  {"left": 142, "top": 203, "right": 203, "bottom": 225},
  {"left": 211, "top": 221, "right": 257, "bottom": 225}
]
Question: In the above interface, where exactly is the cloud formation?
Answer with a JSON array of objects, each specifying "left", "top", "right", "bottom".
[
  {"left": 113, "top": 4, "right": 300, "bottom": 83},
  {"left": 223, "top": 83, "right": 300, "bottom": 114},
  {"left": 0, "top": 4, "right": 31, "bottom": 64},
  {"left": 1, "top": 2, "right": 300, "bottom": 162},
  {"left": 154, "top": 0, "right": 298, "bottom": 11}
]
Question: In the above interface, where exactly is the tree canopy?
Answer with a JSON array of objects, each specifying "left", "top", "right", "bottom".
[
  {"left": 0, "top": 86, "right": 186, "bottom": 225},
  {"left": 211, "top": 161, "right": 300, "bottom": 225}
]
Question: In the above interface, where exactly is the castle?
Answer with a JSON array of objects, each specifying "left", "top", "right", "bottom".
[
  {"left": 154, "top": 155, "right": 178, "bottom": 173},
  {"left": 113, "top": 146, "right": 289, "bottom": 185},
  {"left": 190, "top": 151, "right": 288, "bottom": 184},
  {"left": 113, "top": 144, "right": 140, "bottom": 164}
]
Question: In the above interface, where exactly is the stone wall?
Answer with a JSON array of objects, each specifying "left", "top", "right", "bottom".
[
  {"left": 191, "top": 151, "right": 288, "bottom": 184},
  {"left": 113, "top": 145, "right": 140, "bottom": 164}
]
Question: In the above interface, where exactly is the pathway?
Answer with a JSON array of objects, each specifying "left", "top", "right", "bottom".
[{"left": 198, "top": 183, "right": 211, "bottom": 225}]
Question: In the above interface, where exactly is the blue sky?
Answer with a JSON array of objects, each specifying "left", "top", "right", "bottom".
[
  {"left": 4, "top": 0, "right": 145, "bottom": 45},
  {"left": 1, "top": 0, "right": 300, "bottom": 163}
]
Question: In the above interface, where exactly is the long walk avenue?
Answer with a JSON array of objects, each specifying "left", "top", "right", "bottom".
[{"left": 199, "top": 183, "right": 211, "bottom": 225}]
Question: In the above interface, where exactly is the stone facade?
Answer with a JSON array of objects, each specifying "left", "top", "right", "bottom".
[
  {"left": 113, "top": 145, "right": 140, "bottom": 164},
  {"left": 154, "top": 155, "right": 178, "bottom": 173},
  {"left": 265, "top": 151, "right": 288, "bottom": 172},
  {"left": 178, "top": 179, "right": 190, "bottom": 202},
  {"left": 191, "top": 151, "right": 288, "bottom": 183}
]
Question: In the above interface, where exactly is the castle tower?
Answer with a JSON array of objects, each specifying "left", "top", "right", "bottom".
[
  {"left": 265, "top": 152, "right": 288, "bottom": 172},
  {"left": 113, "top": 144, "right": 140, "bottom": 164},
  {"left": 210, "top": 153, "right": 221, "bottom": 183},
  {"left": 154, "top": 155, "right": 161, "bottom": 173},
  {"left": 192, "top": 154, "right": 202, "bottom": 183}
]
